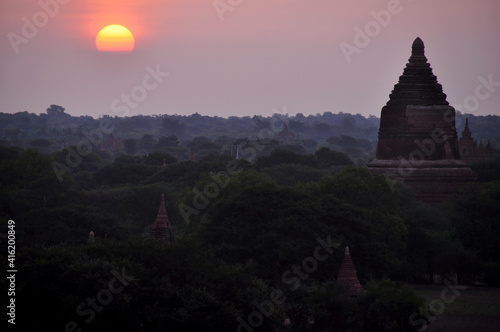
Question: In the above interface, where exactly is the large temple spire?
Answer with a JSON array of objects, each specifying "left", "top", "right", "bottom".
[
  {"left": 368, "top": 38, "right": 477, "bottom": 202},
  {"left": 384, "top": 37, "right": 448, "bottom": 112}
]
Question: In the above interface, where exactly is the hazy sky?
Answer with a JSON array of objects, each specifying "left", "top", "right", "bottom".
[{"left": 1, "top": 0, "right": 500, "bottom": 118}]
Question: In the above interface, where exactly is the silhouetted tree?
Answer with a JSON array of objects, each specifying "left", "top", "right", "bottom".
[
  {"left": 46, "top": 104, "right": 65, "bottom": 116},
  {"left": 123, "top": 139, "right": 138, "bottom": 155},
  {"left": 162, "top": 117, "right": 185, "bottom": 135}
]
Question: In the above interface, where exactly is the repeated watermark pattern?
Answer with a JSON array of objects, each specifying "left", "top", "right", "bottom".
[
  {"left": 8, "top": 0, "right": 71, "bottom": 54},
  {"left": 236, "top": 235, "right": 340, "bottom": 331},
  {"left": 340, "top": 0, "right": 412, "bottom": 64},
  {"left": 51, "top": 65, "right": 169, "bottom": 182},
  {"left": 178, "top": 107, "right": 288, "bottom": 225},
  {"left": 453, "top": 74, "right": 500, "bottom": 113},
  {"left": 384, "top": 72, "right": 498, "bottom": 191},
  {"left": 111, "top": 65, "right": 170, "bottom": 117},
  {"left": 65, "top": 268, "right": 135, "bottom": 332},
  {"left": 409, "top": 279, "right": 467, "bottom": 331},
  {"left": 213, "top": 0, "right": 245, "bottom": 22}
]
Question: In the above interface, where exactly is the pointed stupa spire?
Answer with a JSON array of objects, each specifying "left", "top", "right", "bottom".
[
  {"left": 411, "top": 37, "right": 425, "bottom": 56},
  {"left": 162, "top": 158, "right": 166, "bottom": 168},
  {"left": 384, "top": 37, "right": 448, "bottom": 108},
  {"left": 461, "top": 118, "right": 473, "bottom": 139},
  {"left": 336, "top": 246, "right": 363, "bottom": 295},
  {"left": 151, "top": 194, "right": 173, "bottom": 241},
  {"left": 374, "top": 37, "right": 455, "bottom": 161}
]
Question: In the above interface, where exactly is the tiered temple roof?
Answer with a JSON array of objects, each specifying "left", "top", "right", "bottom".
[
  {"left": 368, "top": 38, "right": 477, "bottom": 202},
  {"left": 151, "top": 194, "right": 174, "bottom": 242},
  {"left": 336, "top": 246, "right": 363, "bottom": 295},
  {"left": 376, "top": 37, "right": 459, "bottom": 160},
  {"left": 458, "top": 118, "right": 494, "bottom": 163}
]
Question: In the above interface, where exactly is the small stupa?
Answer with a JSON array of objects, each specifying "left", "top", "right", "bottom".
[
  {"left": 336, "top": 246, "right": 363, "bottom": 295},
  {"left": 89, "top": 231, "right": 95, "bottom": 242},
  {"left": 458, "top": 118, "right": 494, "bottom": 163},
  {"left": 151, "top": 194, "right": 174, "bottom": 242}
]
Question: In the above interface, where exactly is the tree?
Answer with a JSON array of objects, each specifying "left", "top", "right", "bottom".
[
  {"left": 314, "top": 123, "right": 331, "bottom": 135},
  {"left": 162, "top": 117, "right": 185, "bottom": 136},
  {"left": 357, "top": 280, "right": 424, "bottom": 332},
  {"left": 29, "top": 138, "right": 51, "bottom": 149},
  {"left": 156, "top": 136, "right": 179, "bottom": 148},
  {"left": 46, "top": 104, "right": 65, "bottom": 116},
  {"left": 444, "top": 182, "right": 500, "bottom": 263},
  {"left": 123, "top": 139, "right": 138, "bottom": 155},
  {"left": 314, "top": 147, "right": 353, "bottom": 167},
  {"left": 143, "top": 152, "right": 177, "bottom": 166},
  {"left": 138, "top": 134, "right": 156, "bottom": 153},
  {"left": 16, "top": 239, "right": 280, "bottom": 332},
  {"left": 189, "top": 171, "right": 336, "bottom": 280},
  {"left": 255, "top": 149, "right": 312, "bottom": 169},
  {"left": 310, "top": 168, "right": 407, "bottom": 279},
  {"left": 288, "top": 119, "right": 306, "bottom": 132}
]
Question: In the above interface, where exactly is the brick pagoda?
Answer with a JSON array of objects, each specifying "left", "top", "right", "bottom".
[
  {"left": 151, "top": 194, "right": 174, "bottom": 242},
  {"left": 336, "top": 246, "right": 363, "bottom": 295},
  {"left": 368, "top": 38, "right": 477, "bottom": 202}
]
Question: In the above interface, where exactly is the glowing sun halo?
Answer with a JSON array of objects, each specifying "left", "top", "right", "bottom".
[{"left": 96, "top": 25, "right": 135, "bottom": 53}]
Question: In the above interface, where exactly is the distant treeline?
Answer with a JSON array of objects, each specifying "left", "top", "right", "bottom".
[{"left": 2, "top": 106, "right": 498, "bottom": 166}]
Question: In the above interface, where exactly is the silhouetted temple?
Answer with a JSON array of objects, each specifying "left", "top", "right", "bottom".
[
  {"left": 368, "top": 37, "right": 477, "bottom": 202},
  {"left": 336, "top": 246, "right": 363, "bottom": 295},
  {"left": 458, "top": 118, "right": 494, "bottom": 163},
  {"left": 275, "top": 123, "right": 300, "bottom": 145},
  {"left": 151, "top": 194, "right": 174, "bottom": 242},
  {"left": 102, "top": 132, "right": 123, "bottom": 151}
]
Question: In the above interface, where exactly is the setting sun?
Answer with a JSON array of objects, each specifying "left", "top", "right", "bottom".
[{"left": 95, "top": 24, "right": 135, "bottom": 53}]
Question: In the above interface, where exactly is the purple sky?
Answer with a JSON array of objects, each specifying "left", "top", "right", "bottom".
[{"left": 1, "top": 0, "right": 500, "bottom": 118}]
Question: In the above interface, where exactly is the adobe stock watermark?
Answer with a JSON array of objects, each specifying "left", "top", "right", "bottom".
[
  {"left": 384, "top": 72, "right": 499, "bottom": 191},
  {"left": 65, "top": 268, "right": 135, "bottom": 332},
  {"left": 111, "top": 65, "right": 170, "bottom": 117},
  {"left": 453, "top": 74, "right": 500, "bottom": 113},
  {"left": 383, "top": 105, "right": 457, "bottom": 192},
  {"left": 52, "top": 65, "right": 169, "bottom": 182},
  {"left": 236, "top": 236, "right": 341, "bottom": 331},
  {"left": 409, "top": 279, "right": 467, "bottom": 332},
  {"left": 178, "top": 108, "right": 288, "bottom": 225},
  {"left": 340, "top": 0, "right": 412, "bottom": 64},
  {"left": 7, "top": 0, "right": 71, "bottom": 54},
  {"left": 178, "top": 160, "right": 243, "bottom": 225},
  {"left": 213, "top": 0, "right": 244, "bottom": 22}
]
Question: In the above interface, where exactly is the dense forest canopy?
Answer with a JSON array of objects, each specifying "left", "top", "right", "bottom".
[{"left": 1, "top": 107, "right": 499, "bottom": 331}]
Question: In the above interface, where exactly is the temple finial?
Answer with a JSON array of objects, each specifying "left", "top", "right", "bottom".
[{"left": 412, "top": 37, "right": 425, "bottom": 56}]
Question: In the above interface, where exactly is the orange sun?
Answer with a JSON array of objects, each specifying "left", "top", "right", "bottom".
[{"left": 96, "top": 25, "right": 135, "bottom": 53}]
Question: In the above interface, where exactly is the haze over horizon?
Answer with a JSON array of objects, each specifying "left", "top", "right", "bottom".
[{"left": 1, "top": 0, "right": 500, "bottom": 119}]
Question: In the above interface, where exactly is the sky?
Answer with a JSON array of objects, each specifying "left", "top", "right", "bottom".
[{"left": 1, "top": 0, "right": 500, "bottom": 119}]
